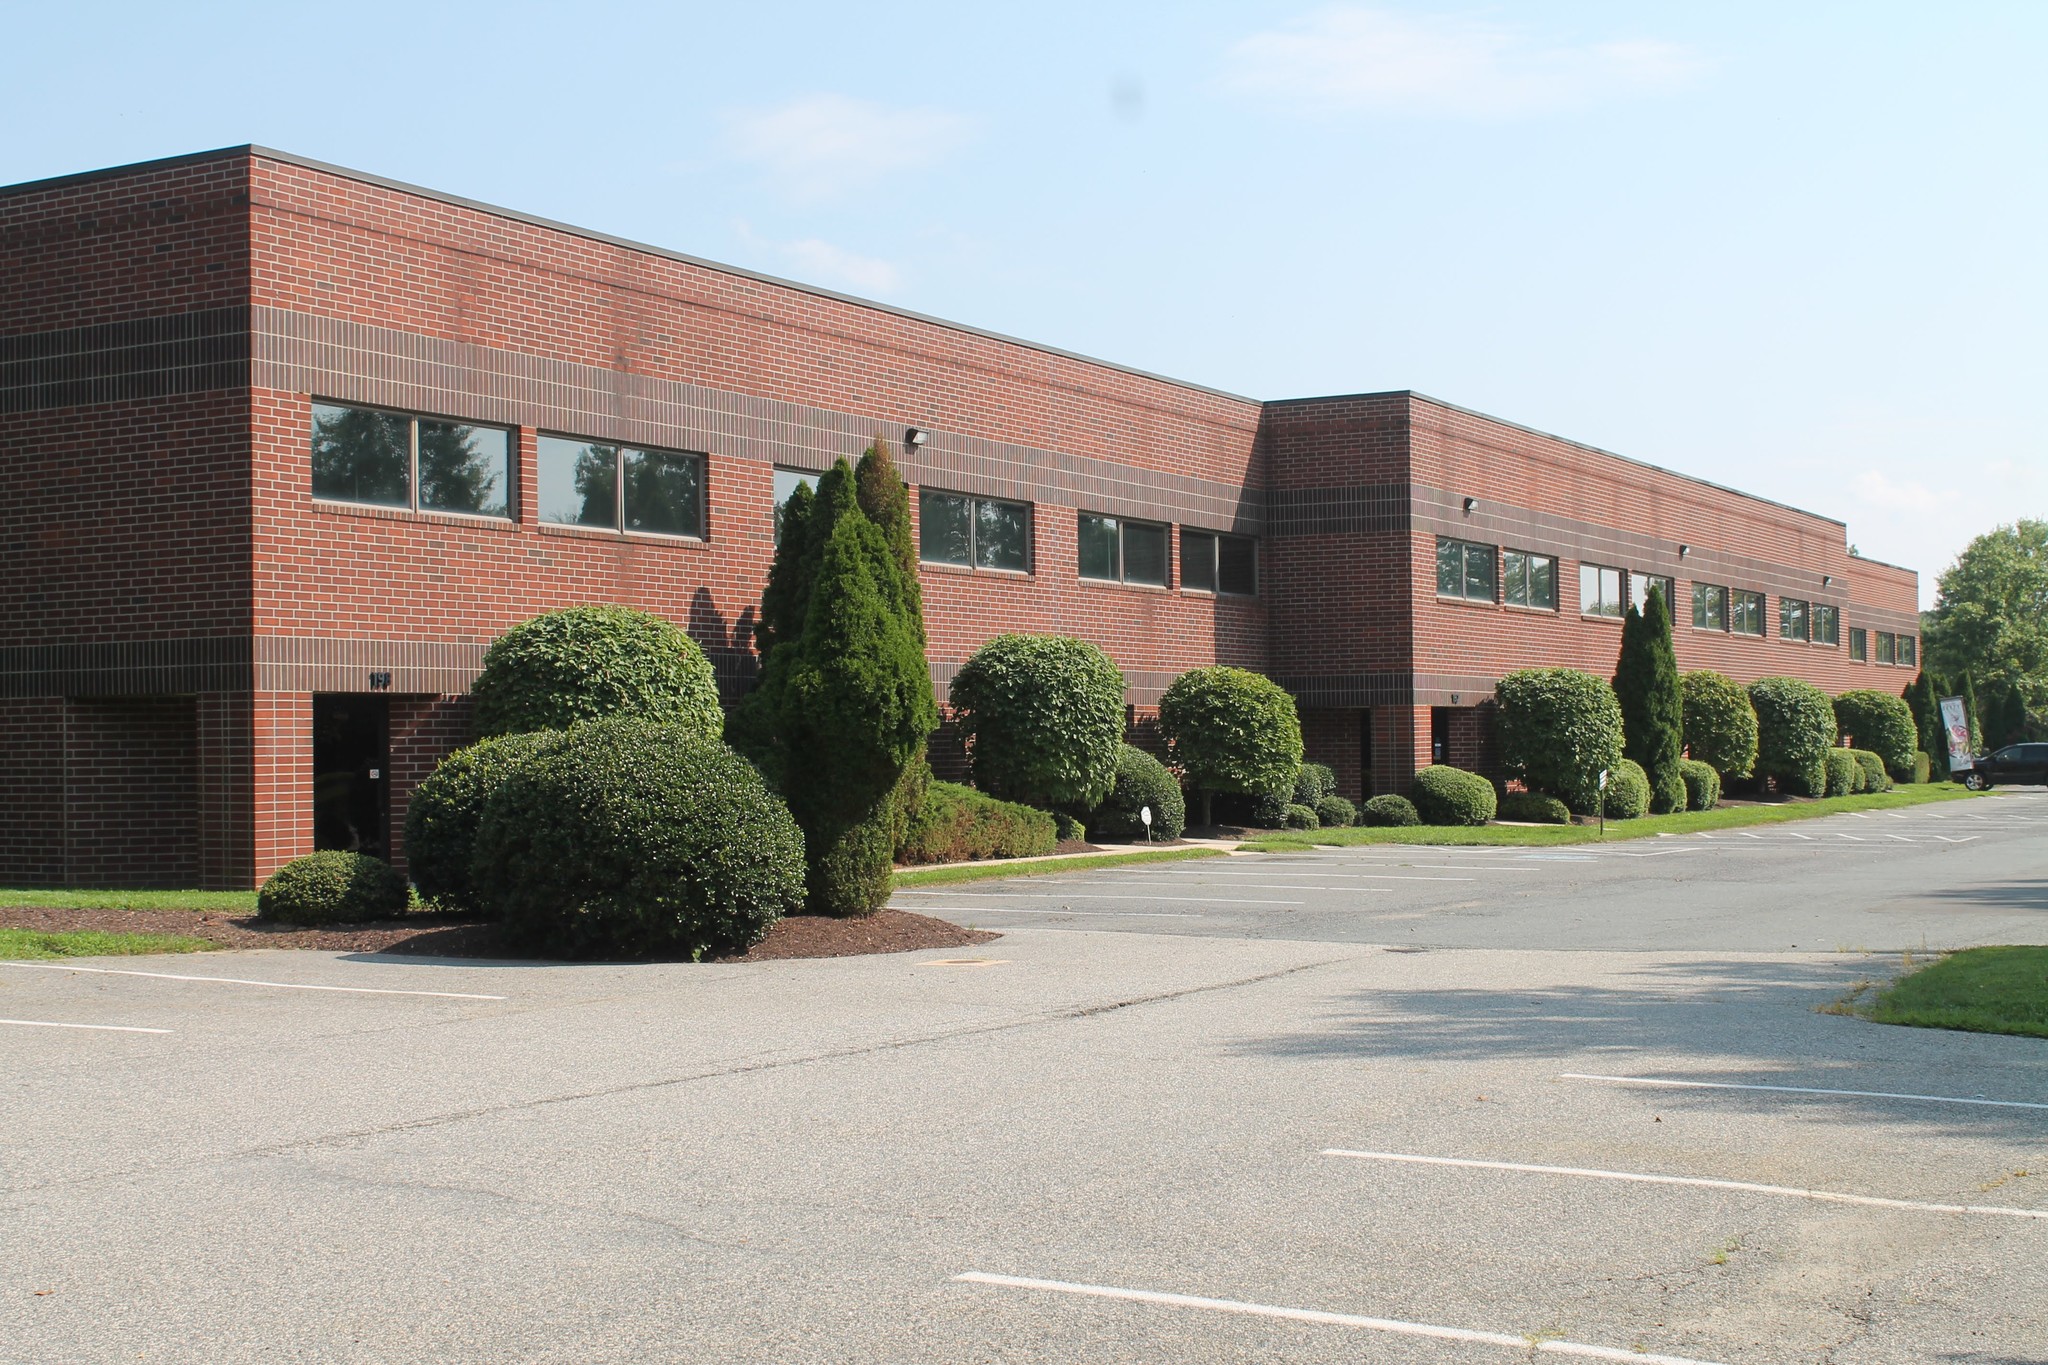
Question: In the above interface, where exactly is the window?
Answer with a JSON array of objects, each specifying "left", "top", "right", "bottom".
[
  {"left": 536, "top": 435, "right": 704, "bottom": 538},
  {"left": 1503, "top": 550, "right": 1557, "bottom": 610},
  {"left": 772, "top": 468, "right": 819, "bottom": 542},
  {"left": 313, "top": 402, "right": 510, "bottom": 518},
  {"left": 1078, "top": 513, "right": 1168, "bottom": 586},
  {"left": 1849, "top": 626, "right": 1867, "bottom": 661},
  {"left": 1731, "top": 590, "right": 1765, "bottom": 636},
  {"left": 1181, "top": 529, "right": 1257, "bottom": 595},
  {"left": 1813, "top": 603, "right": 1839, "bottom": 646},
  {"left": 1876, "top": 631, "right": 1897, "bottom": 664},
  {"left": 1436, "top": 537, "right": 1497, "bottom": 603},
  {"left": 1779, "top": 597, "right": 1809, "bottom": 642},
  {"left": 1899, "top": 635, "right": 1917, "bottom": 668},
  {"left": 1692, "top": 583, "right": 1728, "bottom": 631},
  {"left": 1580, "top": 564, "right": 1624, "bottom": 618},
  {"left": 1630, "top": 573, "right": 1675, "bottom": 615},
  {"left": 920, "top": 490, "right": 1030, "bottom": 572}
]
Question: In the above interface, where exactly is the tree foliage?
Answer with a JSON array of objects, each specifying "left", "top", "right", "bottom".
[
  {"left": 470, "top": 605, "right": 722, "bottom": 739},
  {"left": 948, "top": 634, "right": 1127, "bottom": 810},
  {"left": 404, "top": 731, "right": 561, "bottom": 913},
  {"left": 1831, "top": 689, "right": 1918, "bottom": 777},
  {"left": 1902, "top": 671, "right": 1948, "bottom": 780},
  {"left": 1923, "top": 520, "right": 2048, "bottom": 712},
  {"left": 1681, "top": 670, "right": 1759, "bottom": 781},
  {"left": 1158, "top": 666, "right": 1303, "bottom": 826},
  {"left": 1613, "top": 585, "right": 1686, "bottom": 814},
  {"left": 1494, "top": 667, "right": 1624, "bottom": 815},
  {"left": 1748, "top": 676, "right": 1838, "bottom": 796}
]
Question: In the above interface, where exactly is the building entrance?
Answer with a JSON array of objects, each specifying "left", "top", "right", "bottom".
[{"left": 313, "top": 695, "right": 389, "bottom": 859}]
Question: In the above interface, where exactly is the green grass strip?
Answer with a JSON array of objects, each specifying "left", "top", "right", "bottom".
[
  {"left": 0, "top": 928, "right": 218, "bottom": 960},
  {"left": 0, "top": 888, "right": 258, "bottom": 912},
  {"left": 893, "top": 846, "right": 1227, "bottom": 889},
  {"left": 1864, "top": 946, "right": 2048, "bottom": 1039},
  {"left": 1240, "top": 783, "right": 1979, "bottom": 850}
]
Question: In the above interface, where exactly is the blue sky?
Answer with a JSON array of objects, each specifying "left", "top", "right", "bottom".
[{"left": 9, "top": 2, "right": 2043, "bottom": 606}]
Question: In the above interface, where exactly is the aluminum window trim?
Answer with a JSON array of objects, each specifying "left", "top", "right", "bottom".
[{"left": 315, "top": 398, "right": 516, "bottom": 521}]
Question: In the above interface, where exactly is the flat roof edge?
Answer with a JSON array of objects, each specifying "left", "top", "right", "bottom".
[{"left": 0, "top": 144, "right": 1259, "bottom": 408}]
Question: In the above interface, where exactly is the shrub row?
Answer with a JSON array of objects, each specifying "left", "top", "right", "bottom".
[{"left": 897, "top": 781, "right": 1059, "bottom": 864}]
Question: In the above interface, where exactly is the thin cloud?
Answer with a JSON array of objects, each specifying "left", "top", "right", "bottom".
[
  {"left": 724, "top": 94, "right": 975, "bottom": 201},
  {"left": 1225, "top": 6, "right": 1701, "bottom": 117},
  {"left": 731, "top": 220, "right": 904, "bottom": 297},
  {"left": 1854, "top": 469, "right": 1957, "bottom": 513}
]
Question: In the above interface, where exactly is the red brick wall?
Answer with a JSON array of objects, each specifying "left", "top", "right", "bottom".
[
  {"left": 61, "top": 697, "right": 199, "bottom": 888},
  {"left": 0, "top": 699, "right": 65, "bottom": 885},
  {"left": 387, "top": 694, "right": 473, "bottom": 877}
]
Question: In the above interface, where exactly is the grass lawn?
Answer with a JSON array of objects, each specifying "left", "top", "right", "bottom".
[
  {"left": 1864, "top": 946, "right": 2048, "bottom": 1040},
  {"left": 0, "top": 887, "right": 257, "bottom": 913},
  {"left": 1241, "top": 783, "right": 1978, "bottom": 850},
  {"left": 893, "top": 846, "right": 1226, "bottom": 889},
  {"left": 0, "top": 927, "right": 218, "bottom": 960}
]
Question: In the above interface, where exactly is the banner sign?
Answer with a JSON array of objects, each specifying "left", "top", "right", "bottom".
[{"left": 1939, "top": 696, "right": 1973, "bottom": 770}]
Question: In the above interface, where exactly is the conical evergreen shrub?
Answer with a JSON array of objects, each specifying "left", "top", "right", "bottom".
[{"left": 1613, "top": 585, "right": 1686, "bottom": 814}]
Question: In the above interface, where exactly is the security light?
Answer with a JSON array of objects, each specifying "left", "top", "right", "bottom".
[
  {"left": 1822, "top": 574, "right": 1833, "bottom": 587},
  {"left": 1677, "top": 544, "right": 1689, "bottom": 557},
  {"left": 905, "top": 427, "right": 930, "bottom": 447},
  {"left": 1462, "top": 497, "right": 1477, "bottom": 513}
]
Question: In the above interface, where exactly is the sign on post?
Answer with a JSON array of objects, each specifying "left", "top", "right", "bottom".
[{"left": 1140, "top": 805, "right": 1154, "bottom": 842}]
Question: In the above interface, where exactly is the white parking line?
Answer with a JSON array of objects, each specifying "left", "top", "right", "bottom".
[
  {"left": 1323, "top": 1150, "right": 2048, "bottom": 1220},
  {"left": 954, "top": 1273, "right": 1725, "bottom": 1365},
  {"left": 0, "top": 1017, "right": 170, "bottom": 1034},
  {"left": 1563, "top": 1073, "right": 2048, "bottom": 1112},
  {"left": 893, "top": 905, "right": 1203, "bottom": 919},
  {"left": 0, "top": 961, "right": 506, "bottom": 1000},
  {"left": 893, "top": 890, "right": 1302, "bottom": 905}
]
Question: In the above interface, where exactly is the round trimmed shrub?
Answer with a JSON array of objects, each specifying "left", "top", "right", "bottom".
[
  {"left": 258, "top": 851, "right": 409, "bottom": 925},
  {"left": 403, "top": 731, "right": 561, "bottom": 912},
  {"left": 1497, "top": 792, "right": 1572, "bottom": 824},
  {"left": 1495, "top": 668, "right": 1625, "bottom": 815},
  {"left": 1052, "top": 811, "right": 1086, "bottom": 842},
  {"left": 1913, "top": 750, "right": 1933, "bottom": 785},
  {"left": 473, "top": 715, "right": 805, "bottom": 959},
  {"left": 1313, "top": 794, "right": 1358, "bottom": 828},
  {"left": 1682, "top": 670, "right": 1759, "bottom": 781},
  {"left": 1283, "top": 803, "right": 1319, "bottom": 830},
  {"left": 1251, "top": 786, "right": 1294, "bottom": 829},
  {"left": 1749, "top": 676, "right": 1838, "bottom": 796},
  {"left": 1823, "top": 748, "right": 1862, "bottom": 797},
  {"left": 1832, "top": 690, "right": 1918, "bottom": 778},
  {"left": 1849, "top": 749, "right": 1891, "bottom": 793},
  {"left": 470, "top": 605, "right": 722, "bottom": 739},
  {"left": 1678, "top": 758, "right": 1722, "bottom": 811},
  {"left": 947, "top": 633, "right": 1127, "bottom": 810},
  {"left": 1159, "top": 667, "right": 1303, "bottom": 825},
  {"left": 1294, "top": 763, "right": 1337, "bottom": 805},
  {"left": 1411, "top": 765, "right": 1497, "bottom": 826},
  {"left": 1601, "top": 759, "right": 1650, "bottom": 820},
  {"left": 1088, "top": 744, "right": 1188, "bottom": 841},
  {"left": 1360, "top": 794, "right": 1421, "bottom": 827}
]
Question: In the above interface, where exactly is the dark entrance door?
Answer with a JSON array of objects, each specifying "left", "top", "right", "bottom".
[{"left": 313, "top": 695, "right": 389, "bottom": 859}]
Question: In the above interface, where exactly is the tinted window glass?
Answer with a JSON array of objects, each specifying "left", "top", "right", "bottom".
[
  {"left": 1780, "top": 598, "right": 1809, "bottom": 641},
  {"left": 1123, "top": 521, "right": 1168, "bottom": 586},
  {"left": 1630, "top": 574, "right": 1674, "bottom": 614},
  {"left": 538, "top": 436, "right": 617, "bottom": 527},
  {"left": 622, "top": 448, "right": 704, "bottom": 537},
  {"left": 1582, "top": 565, "right": 1624, "bottom": 617},
  {"left": 975, "top": 498, "right": 1029, "bottom": 572},
  {"left": 1813, "top": 603, "right": 1838, "bottom": 644},
  {"left": 1079, "top": 514, "right": 1120, "bottom": 580},
  {"left": 919, "top": 490, "right": 973, "bottom": 565},
  {"left": 1877, "top": 631, "right": 1897, "bottom": 664},
  {"left": 1731, "top": 590, "right": 1765, "bottom": 635},
  {"left": 1899, "top": 635, "right": 1917, "bottom": 667},
  {"left": 1850, "top": 627, "right": 1867, "bottom": 661},
  {"left": 1463, "top": 543, "right": 1496, "bottom": 602},
  {"left": 1692, "top": 583, "right": 1726, "bottom": 630},
  {"left": 774, "top": 468, "right": 819, "bottom": 542},
  {"left": 1182, "top": 530, "right": 1217, "bottom": 592},
  {"left": 1437, "top": 538, "right": 1464, "bottom": 597},
  {"left": 311, "top": 403, "right": 411, "bottom": 507},
  {"left": 417, "top": 420, "right": 509, "bottom": 517},
  {"left": 1217, "top": 535, "right": 1257, "bottom": 595}
]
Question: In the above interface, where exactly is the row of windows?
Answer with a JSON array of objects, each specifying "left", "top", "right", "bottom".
[
  {"left": 314, "top": 402, "right": 1258, "bottom": 594},
  {"left": 1437, "top": 537, "right": 1914, "bottom": 662}
]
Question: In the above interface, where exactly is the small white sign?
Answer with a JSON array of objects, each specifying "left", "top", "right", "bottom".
[
  {"left": 1140, "top": 806, "right": 1153, "bottom": 826},
  {"left": 1598, "top": 769, "right": 1609, "bottom": 790}
]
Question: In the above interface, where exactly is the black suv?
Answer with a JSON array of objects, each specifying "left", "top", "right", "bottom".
[{"left": 1958, "top": 743, "right": 2048, "bottom": 789}]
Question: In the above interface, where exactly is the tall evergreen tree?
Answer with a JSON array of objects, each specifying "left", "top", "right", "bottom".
[
  {"left": 1901, "top": 670, "right": 1946, "bottom": 779},
  {"left": 1613, "top": 584, "right": 1686, "bottom": 814},
  {"left": 1984, "top": 678, "right": 2030, "bottom": 749}
]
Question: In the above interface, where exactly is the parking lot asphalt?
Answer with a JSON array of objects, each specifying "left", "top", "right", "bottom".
[{"left": 4, "top": 791, "right": 2046, "bottom": 1364}]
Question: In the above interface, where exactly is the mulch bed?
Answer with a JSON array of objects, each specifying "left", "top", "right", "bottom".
[{"left": 0, "top": 905, "right": 995, "bottom": 963}]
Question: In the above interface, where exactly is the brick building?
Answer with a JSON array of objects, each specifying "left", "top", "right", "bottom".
[{"left": 0, "top": 147, "right": 1922, "bottom": 888}]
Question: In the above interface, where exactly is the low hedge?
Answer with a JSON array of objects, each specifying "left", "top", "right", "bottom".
[
  {"left": 896, "top": 781, "right": 1059, "bottom": 865},
  {"left": 1602, "top": 759, "right": 1651, "bottom": 820},
  {"left": 1678, "top": 758, "right": 1722, "bottom": 811},
  {"left": 258, "top": 851, "right": 410, "bottom": 926},
  {"left": 1823, "top": 748, "right": 1862, "bottom": 796},
  {"left": 1088, "top": 744, "right": 1188, "bottom": 841},
  {"left": 472, "top": 716, "right": 806, "bottom": 959},
  {"left": 1411, "top": 765, "right": 1496, "bottom": 826},
  {"left": 1360, "top": 794, "right": 1420, "bottom": 827},
  {"left": 1497, "top": 792, "right": 1572, "bottom": 824},
  {"left": 1848, "top": 748, "right": 1891, "bottom": 793},
  {"left": 1314, "top": 794, "right": 1358, "bottom": 828},
  {"left": 403, "top": 731, "right": 560, "bottom": 913},
  {"left": 1283, "top": 803, "right": 1319, "bottom": 830}
]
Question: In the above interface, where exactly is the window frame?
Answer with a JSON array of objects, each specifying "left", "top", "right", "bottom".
[
  {"left": 1180, "top": 528, "right": 1258, "bottom": 597},
  {"left": 1730, "top": 589, "right": 1766, "bottom": 637},
  {"left": 312, "top": 400, "right": 515, "bottom": 521},
  {"left": 918, "top": 488, "right": 1032, "bottom": 574},
  {"left": 1813, "top": 603, "right": 1839, "bottom": 647},
  {"left": 1779, "top": 596, "right": 1810, "bottom": 642},
  {"left": 1630, "top": 572, "right": 1675, "bottom": 616},
  {"left": 1502, "top": 549, "right": 1558, "bottom": 611},
  {"left": 535, "top": 432, "right": 708, "bottom": 541},
  {"left": 1692, "top": 582, "right": 1728, "bottom": 632},
  {"left": 1876, "top": 630, "right": 1897, "bottom": 664},
  {"left": 772, "top": 467, "right": 821, "bottom": 544},
  {"left": 1849, "top": 626, "right": 1868, "bottom": 662},
  {"left": 1436, "top": 537, "right": 1498, "bottom": 604},
  {"left": 1078, "top": 512, "right": 1170, "bottom": 588},
  {"left": 1899, "top": 635, "right": 1917, "bottom": 668},
  {"left": 1580, "top": 563, "right": 1625, "bottom": 619}
]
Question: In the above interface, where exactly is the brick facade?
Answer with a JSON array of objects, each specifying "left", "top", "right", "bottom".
[{"left": 1, "top": 147, "right": 1922, "bottom": 886}]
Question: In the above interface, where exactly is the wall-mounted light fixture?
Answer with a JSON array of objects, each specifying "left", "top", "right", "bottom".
[
  {"left": 1462, "top": 497, "right": 1477, "bottom": 513},
  {"left": 1449, "top": 693, "right": 1461, "bottom": 705},
  {"left": 904, "top": 427, "right": 930, "bottom": 448},
  {"left": 1821, "top": 574, "right": 1833, "bottom": 587},
  {"left": 1677, "top": 544, "right": 1690, "bottom": 558}
]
